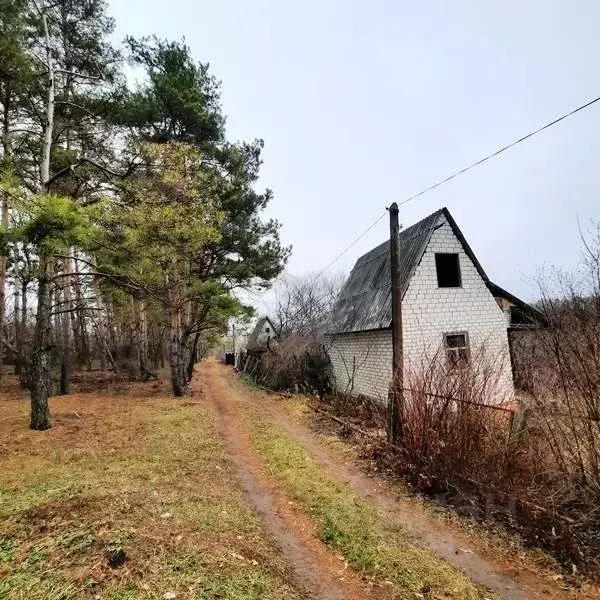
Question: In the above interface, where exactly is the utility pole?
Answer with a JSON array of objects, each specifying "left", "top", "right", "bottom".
[{"left": 387, "top": 202, "right": 404, "bottom": 443}]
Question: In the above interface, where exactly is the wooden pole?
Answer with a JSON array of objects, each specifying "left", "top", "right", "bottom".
[{"left": 387, "top": 202, "right": 404, "bottom": 442}]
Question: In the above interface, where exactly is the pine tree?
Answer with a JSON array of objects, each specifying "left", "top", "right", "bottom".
[
  {"left": 13, "top": 0, "right": 120, "bottom": 428},
  {"left": 1, "top": 8, "right": 288, "bottom": 419},
  {"left": 97, "top": 141, "right": 252, "bottom": 395},
  {"left": 106, "top": 38, "right": 289, "bottom": 394},
  {"left": 0, "top": 0, "right": 34, "bottom": 360}
]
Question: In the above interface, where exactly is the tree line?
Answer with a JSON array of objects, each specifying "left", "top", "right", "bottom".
[{"left": 0, "top": 0, "right": 288, "bottom": 429}]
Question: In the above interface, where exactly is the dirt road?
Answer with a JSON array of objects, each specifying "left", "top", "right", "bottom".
[
  {"left": 195, "top": 358, "right": 588, "bottom": 600},
  {"left": 199, "top": 362, "right": 375, "bottom": 600}
]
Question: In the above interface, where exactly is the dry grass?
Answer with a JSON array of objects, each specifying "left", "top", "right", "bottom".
[
  {"left": 269, "top": 392, "right": 600, "bottom": 598},
  {"left": 240, "top": 403, "right": 491, "bottom": 600},
  {"left": 0, "top": 376, "right": 300, "bottom": 600}
]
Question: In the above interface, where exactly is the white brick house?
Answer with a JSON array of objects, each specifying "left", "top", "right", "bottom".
[{"left": 328, "top": 208, "right": 537, "bottom": 402}]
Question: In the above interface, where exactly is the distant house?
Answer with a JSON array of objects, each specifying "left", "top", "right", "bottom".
[
  {"left": 328, "top": 207, "right": 538, "bottom": 402},
  {"left": 247, "top": 316, "right": 278, "bottom": 351}
]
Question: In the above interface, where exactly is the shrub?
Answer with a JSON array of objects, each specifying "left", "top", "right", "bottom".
[
  {"left": 245, "top": 336, "right": 333, "bottom": 396},
  {"left": 399, "top": 343, "right": 516, "bottom": 490}
]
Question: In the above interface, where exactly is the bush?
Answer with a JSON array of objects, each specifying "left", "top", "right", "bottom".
[
  {"left": 244, "top": 336, "right": 333, "bottom": 396},
  {"left": 398, "top": 344, "right": 516, "bottom": 490},
  {"left": 320, "top": 336, "right": 600, "bottom": 575}
]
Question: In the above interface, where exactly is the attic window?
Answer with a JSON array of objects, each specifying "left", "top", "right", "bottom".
[
  {"left": 444, "top": 333, "right": 469, "bottom": 369},
  {"left": 265, "top": 327, "right": 270, "bottom": 334},
  {"left": 435, "top": 253, "right": 461, "bottom": 287}
]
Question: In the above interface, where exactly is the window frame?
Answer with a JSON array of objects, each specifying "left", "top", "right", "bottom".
[
  {"left": 443, "top": 331, "right": 470, "bottom": 370},
  {"left": 434, "top": 253, "right": 462, "bottom": 288}
]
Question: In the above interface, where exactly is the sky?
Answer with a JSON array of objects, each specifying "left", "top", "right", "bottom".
[{"left": 108, "top": 0, "right": 600, "bottom": 302}]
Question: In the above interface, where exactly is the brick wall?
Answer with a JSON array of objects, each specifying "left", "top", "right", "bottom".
[
  {"left": 402, "top": 220, "right": 514, "bottom": 399},
  {"left": 329, "top": 215, "right": 514, "bottom": 402},
  {"left": 328, "top": 329, "right": 392, "bottom": 401}
]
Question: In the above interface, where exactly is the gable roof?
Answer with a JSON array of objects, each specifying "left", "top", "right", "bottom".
[
  {"left": 330, "top": 207, "right": 527, "bottom": 334},
  {"left": 247, "top": 316, "right": 277, "bottom": 349}
]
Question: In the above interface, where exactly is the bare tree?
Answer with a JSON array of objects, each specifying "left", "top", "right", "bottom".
[
  {"left": 525, "top": 220, "right": 600, "bottom": 497},
  {"left": 246, "top": 272, "right": 345, "bottom": 393},
  {"left": 271, "top": 272, "right": 344, "bottom": 338}
]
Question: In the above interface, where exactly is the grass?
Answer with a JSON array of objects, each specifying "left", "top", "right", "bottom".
[
  {"left": 0, "top": 378, "right": 300, "bottom": 599},
  {"left": 244, "top": 408, "right": 491, "bottom": 600},
  {"left": 237, "top": 373, "right": 260, "bottom": 391}
]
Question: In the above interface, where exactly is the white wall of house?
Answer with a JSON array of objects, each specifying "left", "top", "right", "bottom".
[
  {"left": 402, "top": 218, "right": 514, "bottom": 399},
  {"left": 329, "top": 329, "right": 392, "bottom": 401},
  {"left": 329, "top": 216, "right": 514, "bottom": 402}
]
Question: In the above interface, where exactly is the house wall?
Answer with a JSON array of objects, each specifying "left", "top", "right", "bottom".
[
  {"left": 328, "top": 329, "right": 392, "bottom": 401},
  {"left": 402, "top": 219, "right": 514, "bottom": 399},
  {"left": 329, "top": 217, "right": 514, "bottom": 402}
]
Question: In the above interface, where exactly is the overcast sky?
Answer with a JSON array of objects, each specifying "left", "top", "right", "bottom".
[{"left": 108, "top": 0, "right": 600, "bottom": 302}]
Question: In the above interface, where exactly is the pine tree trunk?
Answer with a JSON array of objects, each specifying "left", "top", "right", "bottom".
[
  {"left": 71, "top": 255, "right": 91, "bottom": 369},
  {"left": 28, "top": 8, "right": 55, "bottom": 430},
  {"left": 59, "top": 360, "right": 69, "bottom": 395},
  {"left": 140, "top": 300, "right": 148, "bottom": 373},
  {"left": 133, "top": 297, "right": 149, "bottom": 380},
  {"left": 0, "top": 91, "right": 12, "bottom": 372},
  {"left": 168, "top": 307, "right": 187, "bottom": 396},
  {"left": 186, "top": 331, "right": 201, "bottom": 382},
  {"left": 13, "top": 286, "right": 20, "bottom": 374},
  {"left": 0, "top": 193, "right": 7, "bottom": 370},
  {"left": 63, "top": 255, "right": 77, "bottom": 365},
  {"left": 30, "top": 254, "right": 52, "bottom": 430},
  {"left": 59, "top": 286, "right": 70, "bottom": 395},
  {"left": 90, "top": 273, "right": 107, "bottom": 370},
  {"left": 166, "top": 277, "right": 187, "bottom": 396},
  {"left": 16, "top": 279, "right": 28, "bottom": 381}
]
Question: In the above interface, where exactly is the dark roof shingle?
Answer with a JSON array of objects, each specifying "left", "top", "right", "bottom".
[
  {"left": 331, "top": 209, "right": 447, "bottom": 333},
  {"left": 330, "top": 206, "right": 540, "bottom": 334}
]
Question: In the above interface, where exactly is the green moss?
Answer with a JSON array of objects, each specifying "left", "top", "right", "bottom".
[
  {"left": 0, "top": 539, "right": 16, "bottom": 562},
  {"left": 55, "top": 530, "right": 98, "bottom": 555}
]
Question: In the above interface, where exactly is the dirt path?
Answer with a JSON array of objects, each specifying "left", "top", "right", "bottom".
[
  {"left": 196, "top": 359, "right": 585, "bottom": 600},
  {"left": 195, "top": 361, "right": 379, "bottom": 600},
  {"left": 255, "top": 401, "right": 551, "bottom": 600}
]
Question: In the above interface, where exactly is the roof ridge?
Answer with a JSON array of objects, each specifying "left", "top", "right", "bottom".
[{"left": 330, "top": 207, "right": 446, "bottom": 333}]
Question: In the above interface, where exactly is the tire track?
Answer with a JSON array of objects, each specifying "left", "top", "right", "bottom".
[
  {"left": 213, "top": 360, "right": 578, "bottom": 600},
  {"left": 196, "top": 361, "right": 375, "bottom": 600}
]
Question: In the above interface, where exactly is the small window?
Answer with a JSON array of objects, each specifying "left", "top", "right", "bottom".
[
  {"left": 444, "top": 333, "right": 469, "bottom": 369},
  {"left": 265, "top": 327, "right": 270, "bottom": 334},
  {"left": 435, "top": 253, "right": 461, "bottom": 287}
]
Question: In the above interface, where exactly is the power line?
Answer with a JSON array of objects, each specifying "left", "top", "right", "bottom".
[
  {"left": 397, "top": 93, "right": 600, "bottom": 208},
  {"left": 317, "top": 93, "right": 600, "bottom": 274},
  {"left": 315, "top": 211, "right": 388, "bottom": 278}
]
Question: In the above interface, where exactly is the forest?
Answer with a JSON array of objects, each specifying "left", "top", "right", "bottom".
[{"left": 0, "top": 0, "right": 288, "bottom": 430}]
